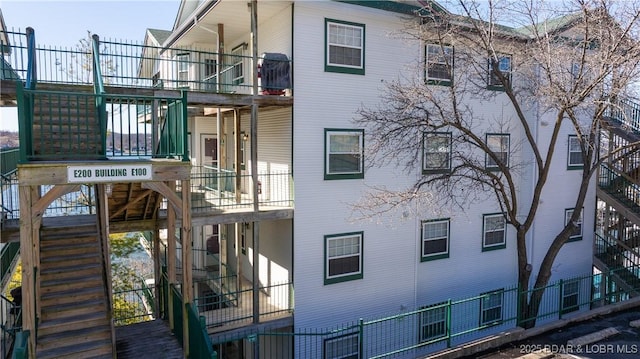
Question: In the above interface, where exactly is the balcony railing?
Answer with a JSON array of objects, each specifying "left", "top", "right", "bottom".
[
  {"left": 0, "top": 29, "right": 292, "bottom": 95},
  {"left": 188, "top": 166, "right": 293, "bottom": 212},
  {"left": 598, "top": 163, "right": 640, "bottom": 212}
]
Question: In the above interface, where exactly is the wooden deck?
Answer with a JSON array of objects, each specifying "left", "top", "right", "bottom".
[{"left": 115, "top": 320, "right": 183, "bottom": 359}]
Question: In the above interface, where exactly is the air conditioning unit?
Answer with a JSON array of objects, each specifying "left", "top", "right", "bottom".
[{"left": 257, "top": 53, "right": 290, "bottom": 95}]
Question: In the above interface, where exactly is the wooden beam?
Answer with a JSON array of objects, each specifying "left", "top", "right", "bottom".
[
  {"left": 19, "top": 186, "right": 36, "bottom": 358},
  {"left": 142, "top": 182, "right": 183, "bottom": 217},
  {"left": 166, "top": 181, "right": 177, "bottom": 331},
  {"left": 109, "top": 189, "right": 154, "bottom": 220},
  {"left": 181, "top": 179, "right": 192, "bottom": 356},
  {"left": 32, "top": 184, "right": 81, "bottom": 219}
]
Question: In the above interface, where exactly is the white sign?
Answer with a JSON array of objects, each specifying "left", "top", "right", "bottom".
[{"left": 68, "top": 164, "right": 153, "bottom": 183}]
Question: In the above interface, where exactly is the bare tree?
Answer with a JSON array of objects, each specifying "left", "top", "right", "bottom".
[
  {"left": 56, "top": 30, "right": 117, "bottom": 84},
  {"left": 355, "top": 0, "right": 640, "bottom": 327}
]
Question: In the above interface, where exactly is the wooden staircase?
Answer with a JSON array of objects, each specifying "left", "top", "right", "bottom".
[
  {"left": 30, "top": 87, "right": 104, "bottom": 160},
  {"left": 37, "top": 226, "right": 113, "bottom": 359}
]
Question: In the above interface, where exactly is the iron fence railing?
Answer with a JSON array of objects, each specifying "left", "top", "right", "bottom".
[
  {"left": 0, "top": 294, "right": 21, "bottom": 359},
  {"left": 195, "top": 281, "right": 293, "bottom": 329},
  {"left": 598, "top": 163, "right": 640, "bottom": 212},
  {"left": 208, "top": 265, "right": 640, "bottom": 359},
  {"left": 113, "top": 283, "right": 156, "bottom": 326},
  {"left": 0, "top": 29, "right": 292, "bottom": 95},
  {"left": 605, "top": 97, "right": 640, "bottom": 134},
  {"left": 0, "top": 243, "right": 20, "bottom": 287},
  {"left": 188, "top": 166, "right": 293, "bottom": 211},
  {"left": 0, "top": 149, "right": 19, "bottom": 178},
  {"left": 17, "top": 86, "right": 189, "bottom": 162}
]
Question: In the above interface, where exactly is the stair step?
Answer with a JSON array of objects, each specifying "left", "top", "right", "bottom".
[
  {"left": 41, "top": 286, "right": 105, "bottom": 307},
  {"left": 36, "top": 338, "right": 112, "bottom": 359},
  {"left": 41, "top": 298, "right": 108, "bottom": 322},
  {"left": 40, "top": 277, "right": 103, "bottom": 295},
  {"left": 40, "top": 263, "right": 102, "bottom": 282},
  {"left": 41, "top": 251, "right": 101, "bottom": 267},
  {"left": 41, "top": 243, "right": 101, "bottom": 258},
  {"left": 37, "top": 324, "right": 111, "bottom": 351},
  {"left": 38, "top": 312, "right": 108, "bottom": 337},
  {"left": 41, "top": 233, "right": 98, "bottom": 245}
]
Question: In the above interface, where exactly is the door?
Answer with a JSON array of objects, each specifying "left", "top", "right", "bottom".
[{"left": 201, "top": 134, "right": 218, "bottom": 167}]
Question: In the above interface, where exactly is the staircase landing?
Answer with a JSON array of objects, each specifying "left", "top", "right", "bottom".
[{"left": 115, "top": 320, "right": 183, "bottom": 359}]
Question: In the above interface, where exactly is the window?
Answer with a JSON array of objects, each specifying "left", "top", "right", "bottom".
[
  {"left": 325, "top": 129, "right": 364, "bottom": 180},
  {"left": 231, "top": 44, "right": 245, "bottom": 85},
  {"left": 561, "top": 280, "right": 580, "bottom": 314},
  {"left": 483, "top": 214, "right": 506, "bottom": 251},
  {"left": 421, "top": 219, "right": 450, "bottom": 261},
  {"left": 423, "top": 132, "right": 452, "bottom": 173},
  {"left": 567, "top": 135, "right": 584, "bottom": 169},
  {"left": 485, "top": 134, "right": 509, "bottom": 169},
  {"left": 324, "top": 333, "right": 359, "bottom": 359},
  {"left": 176, "top": 53, "right": 189, "bottom": 87},
  {"left": 565, "top": 208, "right": 583, "bottom": 242},
  {"left": 419, "top": 302, "right": 448, "bottom": 342},
  {"left": 325, "top": 232, "right": 363, "bottom": 284},
  {"left": 425, "top": 44, "right": 453, "bottom": 84},
  {"left": 325, "top": 19, "right": 365, "bottom": 75},
  {"left": 480, "top": 289, "right": 503, "bottom": 326},
  {"left": 487, "top": 55, "right": 511, "bottom": 89}
]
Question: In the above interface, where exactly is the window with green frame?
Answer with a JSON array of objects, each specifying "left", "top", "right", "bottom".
[
  {"left": 423, "top": 132, "right": 452, "bottom": 173},
  {"left": 325, "top": 18, "right": 365, "bottom": 75},
  {"left": 482, "top": 213, "right": 506, "bottom": 251},
  {"left": 325, "top": 232, "right": 363, "bottom": 284},
  {"left": 425, "top": 44, "right": 453, "bottom": 85},
  {"left": 485, "top": 133, "right": 510, "bottom": 170},
  {"left": 324, "top": 333, "right": 359, "bottom": 359},
  {"left": 561, "top": 280, "right": 580, "bottom": 315},
  {"left": 487, "top": 54, "right": 511, "bottom": 90},
  {"left": 479, "top": 289, "right": 503, "bottom": 326},
  {"left": 567, "top": 135, "right": 584, "bottom": 169},
  {"left": 565, "top": 208, "right": 583, "bottom": 242},
  {"left": 419, "top": 302, "right": 448, "bottom": 342},
  {"left": 421, "top": 219, "right": 450, "bottom": 261},
  {"left": 325, "top": 129, "right": 364, "bottom": 180}
]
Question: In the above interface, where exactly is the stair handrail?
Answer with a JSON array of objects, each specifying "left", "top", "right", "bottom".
[
  {"left": 25, "top": 27, "right": 36, "bottom": 90},
  {"left": 91, "top": 34, "right": 108, "bottom": 156}
]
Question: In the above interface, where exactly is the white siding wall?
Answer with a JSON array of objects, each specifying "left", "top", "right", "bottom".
[{"left": 292, "top": 0, "right": 595, "bottom": 334}]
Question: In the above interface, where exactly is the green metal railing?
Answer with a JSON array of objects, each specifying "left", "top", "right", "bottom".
[
  {"left": 1, "top": 294, "right": 22, "bottom": 359},
  {"left": 16, "top": 87, "right": 189, "bottom": 162},
  {"left": 208, "top": 265, "right": 640, "bottom": 358},
  {"left": 598, "top": 163, "right": 640, "bottom": 212},
  {"left": 605, "top": 97, "right": 640, "bottom": 134},
  {"left": 192, "top": 248, "right": 239, "bottom": 305},
  {"left": 187, "top": 303, "right": 217, "bottom": 359},
  {"left": 0, "top": 243, "right": 20, "bottom": 286},
  {"left": 113, "top": 283, "right": 156, "bottom": 326},
  {"left": 188, "top": 166, "right": 293, "bottom": 211},
  {"left": 1, "top": 29, "right": 292, "bottom": 95},
  {"left": 10, "top": 330, "right": 29, "bottom": 359},
  {"left": 0, "top": 148, "right": 19, "bottom": 178}
]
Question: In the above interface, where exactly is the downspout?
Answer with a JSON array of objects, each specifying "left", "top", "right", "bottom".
[{"left": 250, "top": 0, "right": 260, "bottom": 336}]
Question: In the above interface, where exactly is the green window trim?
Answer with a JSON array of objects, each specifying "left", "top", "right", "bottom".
[
  {"left": 560, "top": 280, "right": 580, "bottom": 315},
  {"left": 325, "top": 18, "right": 365, "bottom": 75},
  {"left": 324, "top": 231, "right": 364, "bottom": 285},
  {"left": 567, "top": 135, "right": 584, "bottom": 170},
  {"left": 479, "top": 289, "right": 504, "bottom": 327},
  {"left": 425, "top": 43, "right": 454, "bottom": 86},
  {"left": 485, "top": 133, "right": 510, "bottom": 171},
  {"left": 423, "top": 132, "right": 452, "bottom": 174},
  {"left": 482, "top": 213, "right": 506, "bottom": 251},
  {"left": 420, "top": 218, "right": 450, "bottom": 262},
  {"left": 487, "top": 55, "right": 512, "bottom": 91},
  {"left": 565, "top": 208, "right": 583, "bottom": 242},
  {"left": 324, "top": 128, "right": 365, "bottom": 180}
]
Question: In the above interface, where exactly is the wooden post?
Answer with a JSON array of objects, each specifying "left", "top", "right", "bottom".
[
  {"left": 153, "top": 226, "right": 161, "bottom": 317},
  {"left": 181, "top": 179, "right": 192, "bottom": 358},
  {"left": 96, "top": 184, "right": 116, "bottom": 355},
  {"left": 166, "top": 181, "right": 177, "bottom": 330},
  {"left": 19, "top": 185, "right": 36, "bottom": 358}
]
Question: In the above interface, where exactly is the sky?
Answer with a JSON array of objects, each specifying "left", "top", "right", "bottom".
[{"left": 0, "top": 0, "right": 181, "bottom": 131}]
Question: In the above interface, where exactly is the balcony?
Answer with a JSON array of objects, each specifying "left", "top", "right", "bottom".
[{"left": 187, "top": 166, "right": 293, "bottom": 213}]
